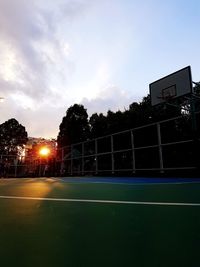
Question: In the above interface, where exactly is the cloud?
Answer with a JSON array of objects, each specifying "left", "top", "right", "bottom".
[
  {"left": 0, "top": 0, "right": 47, "bottom": 100},
  {"left": 60, "top": 0, "right": 93, "bottom": 19},
  {"left": 0, "top": 95, "right": 65, "bottom": 138},
  {"left": 0, "top": 0, "right": 100, "bottom": 101},
  {"left": 81, "top": 85, "right": 134, "bottom": 115},
  {"left": 0, "top": 0, "right": 80, "bottom": 103},
  {"left": 0, "top": 0, "right": 97, "bottom": 137},
  {"left": 0, "top": 0, "right": 140, "bottom": 138}
]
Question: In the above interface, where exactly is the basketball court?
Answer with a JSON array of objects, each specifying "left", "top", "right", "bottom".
[
  {"left": 0, "top": 66, "right": 199, "bottom": 266},
  {"left": 0, "top": 176, "right": 200, "bottom": 267}
]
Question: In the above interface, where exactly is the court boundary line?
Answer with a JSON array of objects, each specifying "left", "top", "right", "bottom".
[{"left": 0, "top": 195, "right": 200, "bottom": 206}]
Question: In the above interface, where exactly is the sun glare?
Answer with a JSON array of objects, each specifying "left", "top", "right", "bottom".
[{"left": 39, "top": 147, "right": 50, "bottom": 156}]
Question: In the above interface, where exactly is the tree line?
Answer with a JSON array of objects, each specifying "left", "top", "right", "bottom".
[{"left": 0, "top": 83, "right": 200, "bottom": 158}]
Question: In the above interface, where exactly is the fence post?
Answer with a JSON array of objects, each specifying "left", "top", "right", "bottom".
[
  {"left": 71, "top": 145, "right": 73, "bottom": 176},
  {"left": 190, "top": 97, "right": 198, "bottom": 169},
  {"left": 60, "top": 147, "right": 64, "bottom": 176},
  {"left": 111, "top": 135, "right": 114, "bottom": 174},
  {"left": 157, "top": 123, "right": 164, "bottom": 173},
  {"left": 82, "top": 142, "right": 84, "bottom": 175},
  {"left": 95, "top": 139, "right": 98, "bottom": 175},
  {"left": 61, "top": 147, "right": 64, "bottom": 162},
  {"left": 14, "top": 158, "right": 18, "bottom": 178},
  {"left": 39, "top": 158, "right": 42, "bottom": 177},
  {"left": 131, "top": 130, "right": 136, "bottom": 173}
]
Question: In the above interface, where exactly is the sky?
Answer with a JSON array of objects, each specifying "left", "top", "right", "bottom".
[{"left": 0, "top": 0, "right": 200, "bottom": 138}]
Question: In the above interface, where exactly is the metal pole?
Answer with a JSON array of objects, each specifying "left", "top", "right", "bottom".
[
  {"left": 190, "top": 97, "right": 198, "bottom": 169},
  {"left": 157, "top": 123, "right": 164, "bottom": 173},
  {"left": 14, "top": 158, "right": 18, "bottom": 178},
  {"left": 82, "top": 142, "right": 84, "bottom": 175},
  {"left": 95, "top": 139, "right": 98, "bottom": 175},
  {"left": 39, "top": 158, "right": 42, "bottom": 177},
  {"left": 71, "top": 145, "right": 73, "bottom": 176},
  {"left": 61, "top": 148, "right": 64, "bottom": 175},
  {"left": 190, "top": 97, "right": 197, "bottom": 134},
  {"left": 111, "top": 135, "right": 114, "bottom": 174},
  {"left": 131, "top": 130, "right": 136, "bottom": 173},
  {"left": 61, "top": 148, "right": 64, "bottom": 162}
]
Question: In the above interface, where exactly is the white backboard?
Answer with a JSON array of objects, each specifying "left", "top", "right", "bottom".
[{"left": 150, "top": 66, "right": 193, "bottom": 106}]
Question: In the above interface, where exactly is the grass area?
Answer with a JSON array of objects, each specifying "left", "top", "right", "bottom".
[{"left": 0, "top": 177, "right": 200, "bottom": 267}]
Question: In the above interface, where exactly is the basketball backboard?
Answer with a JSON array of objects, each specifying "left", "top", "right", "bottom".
[{"left": 150, "top": 66, "right": 193, "bottom": 106}]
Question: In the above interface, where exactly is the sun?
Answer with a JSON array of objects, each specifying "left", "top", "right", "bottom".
[{"left": 39, "top": 147, "right": 50, "bottom": 157}]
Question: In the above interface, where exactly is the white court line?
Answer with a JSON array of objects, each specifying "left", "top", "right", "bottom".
[{"left": 0, "top": 195, "right": 200, "bottom": 206}]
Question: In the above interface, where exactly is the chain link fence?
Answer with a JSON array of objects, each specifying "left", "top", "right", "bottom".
[{"left": 57, "top": 113, "right": 200, "bottom": 176}]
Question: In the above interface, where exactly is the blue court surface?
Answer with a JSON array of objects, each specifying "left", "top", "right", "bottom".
[{"left": 56, "top": 176, "right": 200, "bottom": 184}]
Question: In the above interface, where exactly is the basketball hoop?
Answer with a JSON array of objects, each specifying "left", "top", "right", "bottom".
[{"left": 149, "top": 66, "right": 192, "bottom": 106}]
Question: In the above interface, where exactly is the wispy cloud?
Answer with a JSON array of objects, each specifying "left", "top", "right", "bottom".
[{"left": 0, "top": 0, "right": 86, "bottom": 103}]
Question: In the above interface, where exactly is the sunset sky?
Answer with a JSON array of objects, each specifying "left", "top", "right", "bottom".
[{"left": 0, "top": 0, "right": 200, "bottom": 138}]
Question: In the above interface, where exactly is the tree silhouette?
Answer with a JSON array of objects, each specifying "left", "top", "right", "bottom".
[
  {"left": 57, "top": 104, "right": 90, "bottom": 148},
  {"left": 89, "top": 113, "right": 108, "bottom": 138},
  {"left": 0, "top": 118, "right": 28, "bottom": 155}
]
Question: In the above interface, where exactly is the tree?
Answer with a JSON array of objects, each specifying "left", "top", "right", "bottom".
[
  {"left": 0, "top": 118, "right": 28, "bottom": 155},
  {"left": 106, "top": 110, "right": 127, "bottom": 134},
  {"left": 89, "top": 113, "right": 108, "bottom": 138},
  {"left": 57, "top": 104, "right": 90, "bottom": 148}
]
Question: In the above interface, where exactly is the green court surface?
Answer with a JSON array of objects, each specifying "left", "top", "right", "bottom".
[{"left": 0, "top": 177, "right": 200, "bottom": 267}]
